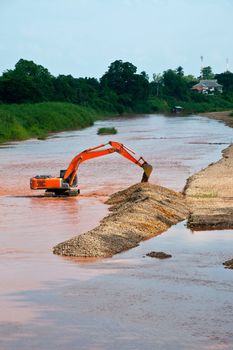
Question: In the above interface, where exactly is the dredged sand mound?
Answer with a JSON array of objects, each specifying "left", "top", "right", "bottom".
[{"left": 53, "top": 183, "right": 188, "bottom": 257}]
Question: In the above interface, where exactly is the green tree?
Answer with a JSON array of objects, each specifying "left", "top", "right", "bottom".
[
  {"left": 140, "top": 71, "right": 149, "bottom": 81},
  {"left": 100, "top": 60, "right": 149, "bottom": 108},
  {"left": 215, "top": 71, "right": 233, "bottom": 92},
  {"left": 176, "top": 66, "right": 184, "bottom": 76},
  {"left": 162, "top": 69, "right": 189, "bottom": 100},
  {"left": 53, "top": 74, "right": 76, "bottom": 102},
  {"left": 201, "top": 66, "right": 214, "bottom": 80},
  {"left": 151, "top": 73, "right": 163, "bottom": 96},
  {"left": 100, "top": 60, "right": 137, "bottom": 95},
  {"left": 1, "top": 59, "right": 54, "bottom": 103}
]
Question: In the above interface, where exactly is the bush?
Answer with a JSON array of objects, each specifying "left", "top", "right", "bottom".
[
  {"left": 148, "top": 97, "right": 170, "bottom": 112},
  {"left": 97, "top": 127, "right": 118, "bottom": 135}
]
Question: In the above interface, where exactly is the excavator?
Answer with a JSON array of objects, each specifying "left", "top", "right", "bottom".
[{"left": 30, "top": 141, "right": 153, "bottom": 196}]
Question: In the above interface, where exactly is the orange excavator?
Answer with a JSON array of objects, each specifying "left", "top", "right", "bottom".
[{"left": 30, "top": 141, "right": 153, "bottom": 196}]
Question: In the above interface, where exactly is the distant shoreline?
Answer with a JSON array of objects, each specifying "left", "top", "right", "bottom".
[
  {"left": 0, "top": 102, "right": 232, "bottom": 145},
  {"left": 201, "top": 110, "right": 233, "bottom": 128}
]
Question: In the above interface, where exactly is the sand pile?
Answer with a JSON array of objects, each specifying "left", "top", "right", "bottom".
[
  {"left": 146, "top": 251, "right": 172, "bottom": 259},
  {"left": 53, "top": 183, "right": 188, "bottom": 257},
  {"left": 185, "top": 145, "right": 233, "bottom": 229},
  {"left": 223, "top": 258, "right": 233, "bottom": 269}
]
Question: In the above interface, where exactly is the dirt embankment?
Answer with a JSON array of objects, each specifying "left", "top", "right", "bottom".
[
  {"left": 201, "top": 111, "right": 233, "bottom": 128},
  {"left": 184, "top": 144, "right": 233, "bottom": 230},
  {"left": 53, "top": 183, "right": 188, "bottom": 257}
]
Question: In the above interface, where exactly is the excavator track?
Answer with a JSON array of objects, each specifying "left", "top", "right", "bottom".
[{"left": 45, "top": 189, "right": 80, "bottom": 197}]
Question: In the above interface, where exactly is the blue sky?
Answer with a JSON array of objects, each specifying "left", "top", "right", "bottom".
[{"left": 0, "top": 0, "right": 232, "bottom": 79}]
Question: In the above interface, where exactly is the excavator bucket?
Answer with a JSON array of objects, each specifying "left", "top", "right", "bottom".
[{"left": 141, "top": 163, "right": 153, "bottom": 182}]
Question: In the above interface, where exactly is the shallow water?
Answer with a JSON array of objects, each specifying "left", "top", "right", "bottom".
[{"left": 0, "top": 114, "right": 233, "bottom": 349}]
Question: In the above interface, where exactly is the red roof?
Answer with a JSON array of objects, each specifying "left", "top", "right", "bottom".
[{"left": 191, "top": 85, "right": 207, "bottom": 91}]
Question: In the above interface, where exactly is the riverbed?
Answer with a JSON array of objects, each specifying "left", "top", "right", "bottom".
[{"left": 0, "top": 114, "right": 233, "bottom": 349}]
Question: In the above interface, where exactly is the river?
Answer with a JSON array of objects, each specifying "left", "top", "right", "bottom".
[{"left": 0, "top": 114, "right": 233, "bottom": 350}]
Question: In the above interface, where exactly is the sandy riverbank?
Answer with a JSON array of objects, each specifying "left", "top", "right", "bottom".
[
  {"left": 184, "top": 110, "right": 233, "bottom": 229},
  {"left": 201, "top": 110, "right": 233, "bottom": 128},
  {"left": 184, "top": 144, "right": 233, "bottom": 229}
]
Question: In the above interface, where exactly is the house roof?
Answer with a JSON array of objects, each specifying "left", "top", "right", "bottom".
[
  {"left": 200, "top": 80, "right": 222, "bottom": 88},
  {"left": 192, "top": 79, "right": 222, "bottom": 90},
  {"left": 191, "top": 83, "right": 208, "bottom": 91}
]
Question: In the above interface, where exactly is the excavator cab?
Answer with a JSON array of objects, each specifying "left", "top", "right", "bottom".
[
  {"left": 60, "top": 170, "right": 77, "bottom": 186},
  {"left": 30, "top": 141, "right": 153, "bottom": 197},
  {"left": 30, "top": 170, "right": 79, "bottom": 196}
]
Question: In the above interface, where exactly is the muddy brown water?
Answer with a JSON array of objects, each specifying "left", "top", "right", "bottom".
[{"left": 0, "top": 114, "right": 233, "bottom": 350}]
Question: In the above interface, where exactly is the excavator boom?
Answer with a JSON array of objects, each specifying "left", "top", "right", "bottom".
[{"left": 30, "top": 141, "right": 153, "bottom": 196}]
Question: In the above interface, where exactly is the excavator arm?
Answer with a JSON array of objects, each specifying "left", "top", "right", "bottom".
[
  {"left": 63, "top": 141, "right": 152, "bottom": 186},
  {"left": 30, "top": 140, "right": 153, "bottom": 196}
]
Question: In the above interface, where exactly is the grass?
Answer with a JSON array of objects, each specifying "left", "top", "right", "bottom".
[
  {"left": 0, "top": 102, "right": 113, "bottom": 143},
  {"left": 172, "top": 96, "right": 233, "bottom": 114},
  {"left": 190, "top": 191, "right": 219, "bottom": 198},
  {"left": 148, "top": 97, "right": 170, "bottom": 113},
  {"left": 97, "top": 127, "right": 118, "bottom": 135},
  {"left": 144, "top": 96, "right": 233, "bottom": 115}
]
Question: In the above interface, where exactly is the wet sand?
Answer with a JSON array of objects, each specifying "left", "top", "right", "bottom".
[{"left": 1, "top": 114, "right": 233, "bottom": 349}]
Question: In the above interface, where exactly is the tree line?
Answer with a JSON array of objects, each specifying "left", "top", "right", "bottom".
[{"left": 0, "top": 59, "right": 233, "bottom": 113}]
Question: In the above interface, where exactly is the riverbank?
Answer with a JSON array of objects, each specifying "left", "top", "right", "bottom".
[
  {"left": 184, "top": 144, "right": 233, "bottom": 230},
  {"left": 201, "top": 110, "right": 233, "bottom": 128},
  {"left": 184, "top": 109, "right": 233, "bottom": 229},
  {"left": 0, "top": 102, "right": 115, "bottom": 143},
  {"left": 1, "top": 100, "right": 233, "bottom": 144}
]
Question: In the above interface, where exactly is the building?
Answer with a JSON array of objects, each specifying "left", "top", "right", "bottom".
[{"left": 191, "top": 79, "right": 223, "bottom": 94}]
